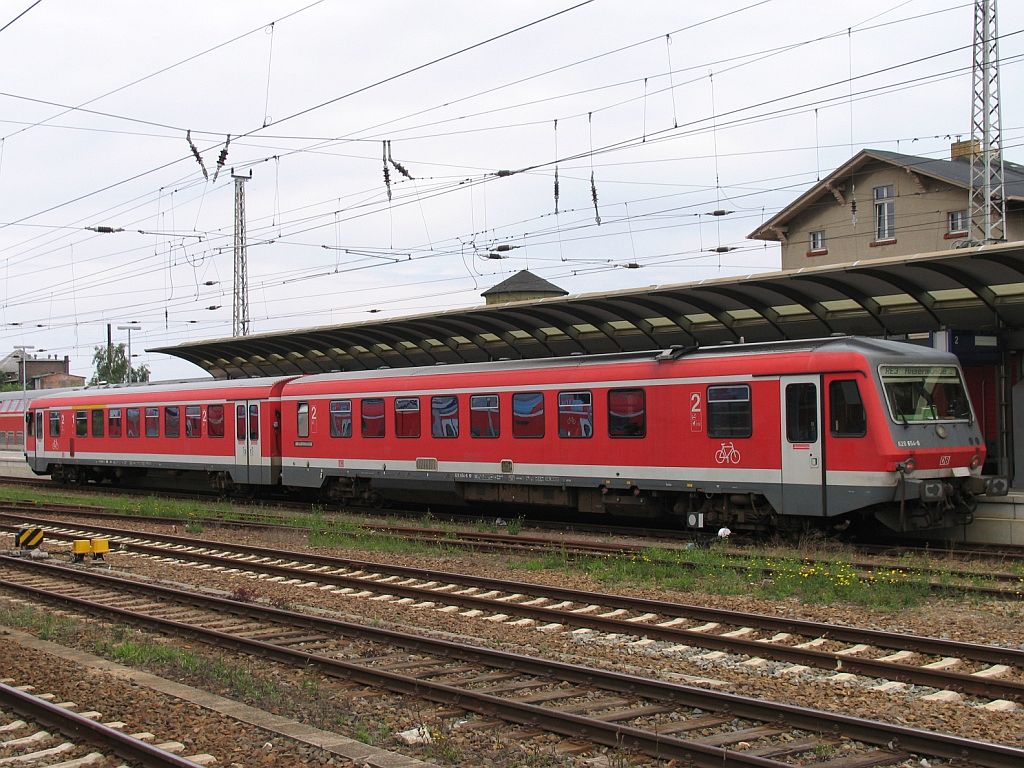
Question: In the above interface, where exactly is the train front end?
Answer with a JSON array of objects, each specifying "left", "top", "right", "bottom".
[{"left": 870, "top": 358, "right": 1006, "bottom": 531}]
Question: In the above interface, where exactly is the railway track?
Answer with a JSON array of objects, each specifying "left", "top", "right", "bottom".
[
  {"left": 6, "top": 474, "right": 1024, "bottom": 567},
  {"left": 4, "top": 515, "right": 1024, "bottom": 708},
  {"left": 0, "top": 679, "right": 208, "bottom": 766},
  {"left": 1, "top": 556, "right": 1021, "bottom": 768},
  {"left": 2, "top": 498, "right": 1022, "bottom": 600}
]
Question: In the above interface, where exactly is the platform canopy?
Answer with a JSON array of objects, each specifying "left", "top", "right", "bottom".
[{"left": 150, "top": 241, "right": 1024, "bottom": 379}]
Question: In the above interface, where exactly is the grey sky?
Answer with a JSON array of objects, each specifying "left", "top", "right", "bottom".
[{"left": 0, "top": 0, "right": 1019, "bottom": 379}]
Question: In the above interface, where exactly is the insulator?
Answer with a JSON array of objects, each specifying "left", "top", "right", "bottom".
[{"left": 707, "top": 209, "right": 733, "bottom": 216}]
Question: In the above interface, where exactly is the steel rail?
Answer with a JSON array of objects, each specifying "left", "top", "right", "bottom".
[
  {"left": 0, "top": 681, "right": 204, "bottom": 767},
  {"left": 2, "top": 499, "right": 1022, "bottom": 594},
  {"left": 11, "top": 514, "right": 1024, "bottom": 667},
  {"left": 1, "top": 557, "right": 1022, "bottom": 768}
]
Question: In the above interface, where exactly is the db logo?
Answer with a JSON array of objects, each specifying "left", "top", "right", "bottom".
[
  {"left": 715, "top": 442, "right": 741, "bottom": 464},
  {"left": 939, "top": 455, "right": 951, "bottom": 466}
]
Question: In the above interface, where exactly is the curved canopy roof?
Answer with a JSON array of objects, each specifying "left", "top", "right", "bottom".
[{"left": 150, "top": 241, "right": 1024, "bottom": 379}]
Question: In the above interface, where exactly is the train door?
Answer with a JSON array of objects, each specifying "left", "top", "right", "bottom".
[
  {"left": 29, "top": 410, "right": 41, "bottom": 462},
  {"left": 779, "top": 376, "right": 825, "bottom": 515},
  {"left": 234, "top": 401, "right": 262, "bottom": 484}
]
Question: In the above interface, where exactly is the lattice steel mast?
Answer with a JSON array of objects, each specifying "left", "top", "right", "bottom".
[
  {"left": 969, "top": 0, "right": 1006, "bottom": 243},
  {"left": 232, "top": 171, "right": 251, "bottom": 337}
]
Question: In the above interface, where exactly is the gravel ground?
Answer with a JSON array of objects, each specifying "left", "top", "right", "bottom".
[{"left": 2, "top": 514, "right": 1023, "bottom": 766}]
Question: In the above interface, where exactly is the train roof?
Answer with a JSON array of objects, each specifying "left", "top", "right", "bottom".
[
  {"left": 288, "top": 336, "right": 959, "bottom": 386},
  {"left": 26, "top": 375, "right": 295, "bottom": 404},
  {"left": 21, "top": 337, "right": 959, "bottom": 406}
]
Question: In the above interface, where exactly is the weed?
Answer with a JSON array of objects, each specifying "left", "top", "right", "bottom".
[
  {"left": 229, "top": 584, "right": 261, "bottom": 603},
  {"left": 813, "top": 742, "right": 838, "bottom": 759}
]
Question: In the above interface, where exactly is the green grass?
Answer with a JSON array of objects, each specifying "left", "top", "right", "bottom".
[
  {"left": 0, "top": 604, "right": 78, "bottom": 641},
  {"left": 512, "top": 543, "right": 956, "bottom": 610},
  {"left": 2, "top": 484, "right": 1001, "bottom": 610}
]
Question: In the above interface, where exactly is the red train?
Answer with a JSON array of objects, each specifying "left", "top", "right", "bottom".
[{"left": 24, "top": 337, "right": 1007, "bottom": 533}]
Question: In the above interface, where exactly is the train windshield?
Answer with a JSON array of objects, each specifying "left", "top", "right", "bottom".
[{"left": 879, "top": 364, "right": 972, "bottom": 424}]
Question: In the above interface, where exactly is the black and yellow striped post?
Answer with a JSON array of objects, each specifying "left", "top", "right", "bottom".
[{"left": 15, "top": 527, "right": 43, "bottom": 550}]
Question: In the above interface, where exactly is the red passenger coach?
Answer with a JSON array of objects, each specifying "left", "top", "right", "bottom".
[
  {"left": 25, "top": 377, "right": 296, "bottom": 489},
  {"left": 24, "top": 337, "right": 1008, "bottom": 534}
]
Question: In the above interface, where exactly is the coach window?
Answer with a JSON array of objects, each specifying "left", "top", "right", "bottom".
[
  {"left": 395, "top": 397, "right": 421, "bottom": 438},
  {"left": 297, "top": 402, "right": 310, "bottom": 438},
  {"left": 512, "top": 392, "right": 545, "bottom": 438},
  {"left": 829, "top": 380, "right": 866, "bottom": 437},
  {"left": 785, "top": 383, "right": 817, "bottom": 443},
  {"left": 109, "top": 408, "right": 122, "bottom": 438},
  {"left": 558, "top": 391, "right": 593, "bottom": 438},
  {"left": 608, "top": 388, "right": 646, "bottom": 437},
  {"left": 249, "top": 404, "right": 259, "bottom": 440},
  {"left": 470, "top": 395, "right": 499, "bottom": 438},
  {"left": 91, "top": 409, "right": 104, "bottom": 438},
  {"left": 707, "top": 385, "right": 752, "bottom": 438},
  {"left": 235, "top": 405, "right": 246, "bottom": 440},
  {"left": 26, "top": 412, "right": 33, "bottom": 437},
  {"left": 75, "top": 410, "right": 88, "bottom": 437},
  {"left": 165, "top": 406, "right": 180, "bottom": 438},
  {"left": 185, "top": 406, "right": 201, "bottom": 438},
  {"left": 145, "top": 407, "right": 160, "bottom": 437},
  {"left": 431, "top": 396, "right": 459, "bottom": 438},
  {"left": 48, "top": 411, "right": 60, "bottom": 437},
  {"left": 207, "top": 404, "right": 225, "bottom": 438},
  {"left": 330, "top": 399, "right": 352, "bottom": 437},
  {"left": 362, "top": 398, "right": 385, "bottom": 438},
  {"left": 126, "top": 408, "right": 141, "bottom": 438}
]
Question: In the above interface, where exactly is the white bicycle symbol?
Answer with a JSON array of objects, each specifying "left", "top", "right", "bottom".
[{"left": 714, "top": 442, "right": 741, "bottom": 464}]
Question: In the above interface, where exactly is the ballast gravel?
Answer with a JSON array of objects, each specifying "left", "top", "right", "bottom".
[{"left": 3, "top": 512, "right": 1023, "bottom": 766}]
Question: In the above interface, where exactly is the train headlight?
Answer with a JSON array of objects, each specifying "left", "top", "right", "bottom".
[
  {"left": 935, "top": 424, "right": 948, "bottom": 439},
  {"left": 898, "top": 457, "right": 916, "bottom": 474},
  {"left": 970, "top": 454, "right": 982, "bottom": 470}
]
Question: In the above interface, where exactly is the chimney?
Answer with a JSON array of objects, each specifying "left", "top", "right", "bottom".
[{"left": 951, "top": 139, "right": 981, "bottom": 161}]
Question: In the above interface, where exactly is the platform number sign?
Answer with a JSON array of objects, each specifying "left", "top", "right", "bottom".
[{"left": 690, "top": 392, "right": 702, "bottom": 432}]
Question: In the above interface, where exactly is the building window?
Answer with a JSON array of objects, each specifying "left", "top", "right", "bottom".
[
  {"left": 297, "top": 402, "right": 309, "bottom": 438},
  {"left": 470, "top": 394, "right": 500, "bottom": 438},
  {"left": 809, "top": 230, "right": 826, "bottom": 252},
  {"left": 395, "top": 397, "right": 421, "bottom": 438},
  {"left": 330, "top": 399, "right": 352, "bottom": 437},
  {"left": 431, "top": 396, "right": 459, "bottom": 438},
  {"left": 947, "top": 210, "right": 968, "bottom": 235},
  {"left": 874, "top": 184, "right": 895, "bottom": 240},
  {"left": 707, "top": 385, "right": 752, "bottom": 438}
]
